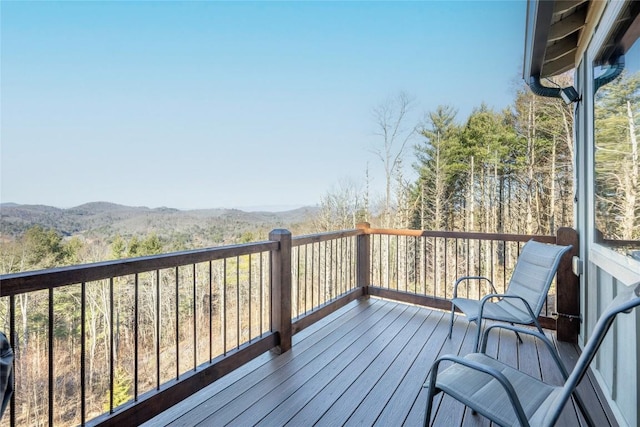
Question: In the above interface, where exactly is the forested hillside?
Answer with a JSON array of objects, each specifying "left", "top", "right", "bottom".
[
  {"left": 0, "top": 202, "right": 319, "bottom": 273},
  {"left": 326, "top": 72, "right": 637, "bottom": 243},
  {"left": 1, "top": 202, "right": 317, "bottom": 241}
]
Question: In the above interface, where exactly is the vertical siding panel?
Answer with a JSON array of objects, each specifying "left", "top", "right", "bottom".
[{"left": 614, "top": 279, "right": 639, "bottom": 427}]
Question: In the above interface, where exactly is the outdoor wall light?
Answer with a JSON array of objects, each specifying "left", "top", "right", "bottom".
[{"left": 560, "top": 85, "right": 580, "bottom": 104}]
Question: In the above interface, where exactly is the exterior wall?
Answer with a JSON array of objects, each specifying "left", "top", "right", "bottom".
[{"left": 575, "top": 2, "right": 640, "bottom": 426}]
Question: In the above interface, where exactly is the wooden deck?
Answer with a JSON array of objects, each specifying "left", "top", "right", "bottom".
[{"left": 144, "top": 297, "right": 617, "bottom": 427}]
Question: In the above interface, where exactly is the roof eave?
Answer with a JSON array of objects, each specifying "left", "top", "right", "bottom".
[{"left": 523, "top": 0, "right": 555, "bottom": 80}]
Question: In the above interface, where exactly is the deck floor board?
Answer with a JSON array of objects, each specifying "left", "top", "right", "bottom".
[{"left": 144, "top": 298, "right": 616, "bottom": 427}]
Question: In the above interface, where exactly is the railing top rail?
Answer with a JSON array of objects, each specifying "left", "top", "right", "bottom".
[
  {"left": 363, "top": 228, "right": 556, "bottom": 243},
  {"left": 293, "top": 229, "right": 362, "bottom": 247},
  {"left": 1, "top": 227, "right": 560, "bottom": 297},
  {"left": 0, "top": 240, "right": 278, "bottom": 297}
]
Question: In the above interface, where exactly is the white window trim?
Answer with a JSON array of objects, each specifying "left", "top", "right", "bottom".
[{"left": 586, "top": 0, "right": 640, "bottom": 278}]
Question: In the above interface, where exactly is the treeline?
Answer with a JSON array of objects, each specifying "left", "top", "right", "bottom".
[
  {"left": 317, "top": 72, "right": 638, "bottom": 243},
  {"left": 409, "top": 85, "right": 574, "bottom": 236},
  {"left": 0, "top": 225, "right": 169, "bottom": 274}
]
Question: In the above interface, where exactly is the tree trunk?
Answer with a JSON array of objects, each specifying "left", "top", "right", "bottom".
[
  {"left": 468, "top": 156, "right": 475, "bottom": 232},
  {"left": 622, "top": 100, "right": 638, "bottom": 239},
  {"left": 526, "top": 99, "right": 536, "bottom": 234},
  {"left": 550, "top": 135, "right": 557, "bottom": 234}
]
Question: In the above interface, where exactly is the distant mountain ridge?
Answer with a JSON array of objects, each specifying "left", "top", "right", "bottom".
[{"left": 0, "top": 202, "right": 319, "bottom": 245}]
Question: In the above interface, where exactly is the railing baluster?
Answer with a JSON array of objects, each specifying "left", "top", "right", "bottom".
[
  {"left": 477, "top": 238, "right": 481, "bottom": 278},
  {"left": 350, "top": 237, "right": 354, "bottom": 291},
  {"left": 346, "top": 237, "right": 349, "bottom": 293},
  {"left": 330, "top": 239, "right": 334, "bottom": 300},
  {"left": 48, "top": 288, "right": 53, "bottom": 425},
  {"left": 208, "top": 262, "right": 212, "bottom": 362},
  {"left": 175, "top": 267, "right": 179, "bottom": 379},
  {"left": 422, "top": 236, "right": 427, "bottom": 295},
  {"left": 335, "top": 240, "right": 339, "bottom": 296},
  {"left": 386, "top": 235, "right": 390, "bottom": 289},
  {"left": 333, "top": 239, "right": 337, "bottom": 299},
  {"left": 249, "top": 254, "right": 253, "bottom": 341},
  {"left": 323, "top": 241, "right": 327, "bottom": 304},
  {"left": 192, "top": 264, "right": 197, "bottom": 370},
  {"left": 9, "top": 294, "right": 15, "bottom": 427},
  {"left": 502, "top": 241, "right": 506, "bottom": 292},
  {"left": 375, "top": 235, "right": 379, "bottom": 287},
  {"left": 433, "top": 237, "right": 437, "bottom": 298},
  {"left": 465, "top": 238, "right": 470, "bottom": 284},
  {"left": 312, "top": 242, "right": 316, "bottom": 308},
  {"left": 378, "top": 234, "right": 382, "bottom": 286},
  {"left": 81, "top": 281, "right": 86, "bottom": 426},
  {"left": 294, "top": 247, "right": 299, "bottom": 317},
  {"left": 303, "top": 245, "right": 308, "bottom": 314},
  {"left": 155, "top": 271, "right": 160, "bottom": 389},
  {"left": 331, "top": 239, "right": 342, "bottom": 299},
  {"left": 404, "top": 236, "right": 408, "bottom": 292},
  {"left": 490, "top": 240, "right": 495, "bottom": 290},
  {"left": 110, "top": 278, "right": 115, "bottom": 408},
  {"left": 395, "top": 235, "right": 399, "bottom": 291},
  {"left": 260, "top": 252, "right": 264, "bottom": 337},
  {"left": 341, "top": 238, "right": 344, "bottom": 294},
  {"left": 223, "top": 259, "right": 227, "bottom": 356},
  {"left": 445, "top": 238, "right": 449, "bottom": 299},
  {"left": 134, "top": 274, "right": 139, "bottom": 399},
  {"left": 236, "top": 256, "right": 240, "bottom": 350}
]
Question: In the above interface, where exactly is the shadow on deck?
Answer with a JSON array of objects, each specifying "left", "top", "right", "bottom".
[{"left": 144, "top": 298, "right": 617, "bottom": 426}]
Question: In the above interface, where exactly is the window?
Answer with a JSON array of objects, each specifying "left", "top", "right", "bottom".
[{"left": 593, "top": 35, "right": 639, "bottom": 259}]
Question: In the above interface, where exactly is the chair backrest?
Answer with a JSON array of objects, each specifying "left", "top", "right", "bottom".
[
  {"left": 543, "top": 281, "right": 640, "bottom": 427},
  {"left": 505, "top": 240, "right": 572, "bottom": 316}
]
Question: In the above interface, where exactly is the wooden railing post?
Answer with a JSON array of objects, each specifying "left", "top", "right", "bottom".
[
  {"left": 556, "top": 227, "right": 580, "bottom": 343},
  {"left": 356, "top": 222, "right": 371, "bottom": 295},
  {"left": 269, "top": 229, "right": 292, "bottom": 353}
]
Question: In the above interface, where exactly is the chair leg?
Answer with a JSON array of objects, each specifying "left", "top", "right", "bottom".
[
  {"left": 448, "top": 303, "right": 455, "bottom": 339},
  {"left": 514, "top": 330, "right": 523, "bottom": 344},
  {"left": 510, "top": 323, "right": 524, "bottom": 344},
  {"left": 531, "top": 316, "right": 596, "bottom": 427},
  {"left": 532, "top": 317, "right": 545, "bottom": 335},
  {"left": 423, "top": 377, "right": 438, "bottom": 426},
  {"left": 474, "top": 319, "right": 483, "bottom": 352},
  {"left": 423, "top": 395, "right": 433, "bottom": 427}
]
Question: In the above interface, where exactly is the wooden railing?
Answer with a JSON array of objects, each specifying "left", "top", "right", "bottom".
[
  {"left": 0, "top": 241, "right": 278, "bottom": 427},
  {"left": 0, "top": 226, "right": 578, "bottom": 426},
  {"left": 359, "top": 224, "right": 579, "bottom": 340}
]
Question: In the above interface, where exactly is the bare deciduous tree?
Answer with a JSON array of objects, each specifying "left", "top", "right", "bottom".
[{"left": 371, "top": 91, "right": 417, "bottom": 227}]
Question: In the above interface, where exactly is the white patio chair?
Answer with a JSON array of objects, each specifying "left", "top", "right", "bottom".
[
  {"left": 424, "top": 281, "right": 640, "bottom": 427},
  {"left": 448, "top": 240, "right": 572, "bottom": 351}
]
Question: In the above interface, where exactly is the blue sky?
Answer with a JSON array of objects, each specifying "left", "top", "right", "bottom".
[{"left": 1, "top": 1, "right": 527, "bottom": 211}]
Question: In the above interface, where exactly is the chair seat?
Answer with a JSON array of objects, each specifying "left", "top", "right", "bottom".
[
  {"left": 452, "top": 297, "right": 534, "bottom": 324},
  {"left": 434, "top": 353, "right": 561, "bottom": 427},
  {"left": 447, "top": 241, "right": 573, "bottom": 352}
]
